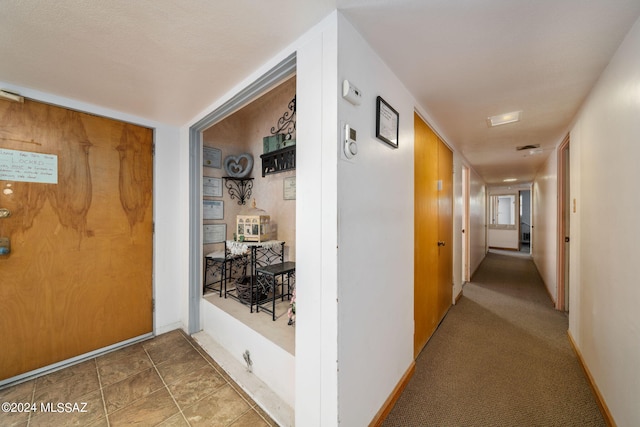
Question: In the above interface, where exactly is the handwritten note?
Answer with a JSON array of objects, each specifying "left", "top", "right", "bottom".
[{"left": 0, "top": 148, "right": 58, "bottom": 184}]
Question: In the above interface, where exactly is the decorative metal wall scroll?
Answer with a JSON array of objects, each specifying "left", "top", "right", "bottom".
[
  {"left": 270, "top": 96, "right": 296, "bottom": 140},
  {"left": 224, "top": 177, "right": 254, "bottom": 205}
]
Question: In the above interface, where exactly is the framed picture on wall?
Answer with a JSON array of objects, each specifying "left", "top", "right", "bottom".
[
  {"left": 283, "top": 176, "right": 296, "bottom": 200},
  {"left": 203, "top": 146, "right": 222, "bottom": 168},
  {"left": 203, "top": 224, "right": 226, "bottom": 244},
  {"left": 203, "top": 200, "right": 224, "bottom": 220},
  {"left": 203, "top": 176, "right": 223, "bottom": 197},
  {"left": 375, "top": 96, "right": 399, "bottom": 148}
]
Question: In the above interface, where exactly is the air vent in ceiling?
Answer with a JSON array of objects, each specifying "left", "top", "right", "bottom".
[{"left": 516, "top": 144, "right": 540, "bottom": 151}]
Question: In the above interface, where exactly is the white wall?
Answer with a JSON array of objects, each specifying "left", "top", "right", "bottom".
[
  {"left": 532, "top": 151, "right": 558, "bottom": 304},
  {"left": 0, "top": 81, "right": 184, "bottom": 336},
  {"left": 468, "top": 167, "right": 486, "bottom": 277},
  {"left": 336, "top": 14, "right": 415, "bottom": 426},
  {"left": 567, "top": 15, "right": 640, "bottom": 427}
]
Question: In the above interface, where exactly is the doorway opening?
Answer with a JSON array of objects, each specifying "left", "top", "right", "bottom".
[
  {"left": 201, "top": 75, "right": 297, "bottom": 353},
  {"left": 519, "top": 189, "right": 531, "bottom": 254},
  {"left": 187, "top": 53, "right": 297, "bottom": 422}
]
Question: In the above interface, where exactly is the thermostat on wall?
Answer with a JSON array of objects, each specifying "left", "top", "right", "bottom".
[
  {"left": 344, "top": 123, "right": 358, "bottom": 159},
  {"left": 342, "top": 80, "right": 362, "bottom": 106}
]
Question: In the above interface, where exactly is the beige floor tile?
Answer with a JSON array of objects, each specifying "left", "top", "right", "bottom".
[
  {"left": 182, "top": 384, "right": 251, "bottom": 426},
  {"left": 95, "top": 343, "right": 147, "bottom": 368},
  {"left": 155, "top": 348, "right": 208, "bottom": 385},
  {"left": 0, "top": 379, "right": 34, "bottom": 402},
  {"left": 97, "top": 349, "right": 153, "bottom": 387},
  {"left": 108, "top": 388, "right": 179, "bottom": 426},
  {"left": 84, "top": 416, "right": 110, "bottom": 427},
  {"left": 28, "top": 389, "right": 105, "bottom": 427},
  {"left": 35, "top": 359, "right": 96, "bottom": 390},
  {"left": 34, "top": 361, "right": 100, "bottom": 403},
  {"left": 0, "top": 409, "right": 30, "bottom": 427},
  {"left": 102, "top": 367, "right": 164, "bottom": 414},
  {"left": 167, "top": 364, "right": 227, "bottom": 409},
  {"left": 229, "top": 409, "right": 271, "bottom": 427},
  {"left": 143, "top": 331, "right": 190, "bottom": 363},
  {"left": 157, "top": 412, "right": 191, "bottom": 426}
]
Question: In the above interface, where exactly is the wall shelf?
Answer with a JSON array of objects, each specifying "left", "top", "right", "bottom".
[
  {"left": 260, "top": 145, "right": 296, "bottom": 177},
  {"left": 223, "top": 177, "right": 254, "bottom": 205}
]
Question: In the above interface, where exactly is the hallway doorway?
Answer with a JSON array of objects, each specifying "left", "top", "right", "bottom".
[{"left": 519, "top": 189, "right": 531, "bottom": 254}]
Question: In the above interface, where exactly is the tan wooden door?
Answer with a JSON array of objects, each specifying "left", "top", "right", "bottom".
[
  {"left": 0, "top": 98, "right": 153, "bottom": 381},
  {"left": 413, "top": 113, "right": 453, "bottom": 358},
  {"left": 437, "top": 138, "right": 453, "bottom": 319}
]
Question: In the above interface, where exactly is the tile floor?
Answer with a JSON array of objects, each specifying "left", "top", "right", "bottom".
[{"left": 0, "top": 330, "right": 277, "bottom": 427}]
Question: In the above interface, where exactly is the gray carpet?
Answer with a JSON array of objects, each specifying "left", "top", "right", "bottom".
[{"left": 383, "top": 252, "right": 605, "bottom": 426}]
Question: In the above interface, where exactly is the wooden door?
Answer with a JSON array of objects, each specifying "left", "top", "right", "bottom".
[
  {"left": 414, "top": 113, "right": 439, "bottom": 357},
  {"left": 557, "top": 135, "right": 570, "bottom": 311},
  {"left": 413, "top": 113, "right": 453, "bottom": 358},
  {"left": 437, "top": 138, "right": 453, "bottom": 319},
  {"left": 0, "top": 98, "right": 153, "bottom": 381}
]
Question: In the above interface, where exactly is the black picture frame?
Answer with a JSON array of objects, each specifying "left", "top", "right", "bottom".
[{"left": 375, "top": 96, "right": 399, "bottom": 148}]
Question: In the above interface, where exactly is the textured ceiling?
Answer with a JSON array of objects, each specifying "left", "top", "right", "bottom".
[{"left": 2, "top": 0, "right": 639, "bottom": 184}]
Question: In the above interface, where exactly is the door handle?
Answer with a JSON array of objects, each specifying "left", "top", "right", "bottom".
[{"left": 437, "top": 241, "right": 446, "bottom": 247}]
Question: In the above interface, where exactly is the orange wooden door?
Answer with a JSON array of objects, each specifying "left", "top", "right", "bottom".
[
  {"left": 437, "top": 138, "right": 453, "bottom": 319},
  {"left": 414, "top": 113, "right": 453, "bottom": 358},
  {"left": 0, "top": 98, "right": 153, "bottom": 380},
  {"left": 414, "top": 113, "right": 439, "bottom": 358}
]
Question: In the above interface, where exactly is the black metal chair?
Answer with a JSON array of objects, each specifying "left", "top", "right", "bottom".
[
  {"left": 254, "top": 261, "right": 296, "bottom": 320},
  {"left": 203, "top": 243, "right": 246, "bottom": 297}
]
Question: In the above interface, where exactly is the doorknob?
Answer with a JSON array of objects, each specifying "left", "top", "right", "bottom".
[{"left": 437, "top": 241, "right": 446, "bottom": 247}]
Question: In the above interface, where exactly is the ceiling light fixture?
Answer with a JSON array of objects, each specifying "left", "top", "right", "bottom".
[
  {"left": 503, "top": 178, "right": 517, "bottom": 182},
  {"left": 516, "top": 144, "right": 540, "bottom": 151},
  {"left": 0, "top": 89, "right": 24, "bottom": 103},
  {"left": 488, "top": 110, "right": 521, "bottom": 127}
]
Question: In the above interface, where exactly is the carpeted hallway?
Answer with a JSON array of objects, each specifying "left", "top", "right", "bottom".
[{"left": 383, "top": 251, "right": 605, "bottom": 426}]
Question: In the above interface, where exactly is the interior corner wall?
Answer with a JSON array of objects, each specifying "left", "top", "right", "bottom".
[
  {"left": 532, "top": 151, "right": 558, "bottom": 303},
  {"left": 468, "top": 167, "right": 486, "bottom": 277},
  {"left": 0, "top": 81, "right": 184, "bottom": 336},
  {"left": 336, "top": 13, "right": 415, "bottom": 426},
  {"left": 567, "top": 15, "right": 640, "bottom": 427}
]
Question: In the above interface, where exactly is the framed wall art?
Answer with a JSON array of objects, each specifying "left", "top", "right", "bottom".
[
  {"left": 283, "top": 176, "right": 296, "bottom": 200},
  {"left": 203, "top": 224, "right": 226, "bottom": 244},
  {"left": 203, "top": 146, "right": 222, "bottom": 168},
  {"left": 203, "top": 200, "right": 224, "bottom": 220},
  {"left": 203, "top": 176, "right": 223, "bottom": 197},
  {"left": 375, "top": 96, "right": 399, "bottom": 148}
]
